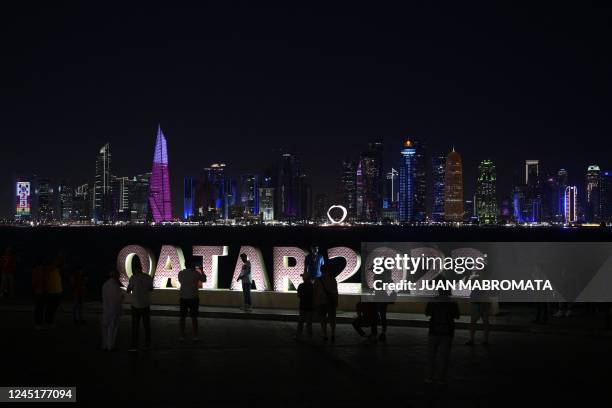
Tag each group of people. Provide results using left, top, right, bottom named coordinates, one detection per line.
left=294, top=246, right=339, bottom=342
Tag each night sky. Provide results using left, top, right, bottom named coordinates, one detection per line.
left=1, top=2, right=611, bottom=218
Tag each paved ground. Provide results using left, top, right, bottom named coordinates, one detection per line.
left=1, top=307, right=611, bottom=407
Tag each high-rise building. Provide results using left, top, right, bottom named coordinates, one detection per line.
left=556, top=169, right=568, bottom=222
left=564, top=186, right=578, bottom=223
left=130, top=173, right=150, bottom=222
left=431, top=155, right=446, bottom=222
left=275, top=153, right=301, bottom=220
left=314, top=193, right=329, bottom=223
left=399, top=140, right=416, bottom=222
left=383, top=168, right=398, bottom=209
left=241, top=174, right=259, bottom=217
left=94, top=143, right=112, bottom=222
left=444, top=148, right=464, bottom=222
left=341, top=159, right=357, bottom=220
left=72, top=183, right=91, bottom=222
left=586, top=165, right=601, bottom=223
left=600, top=171, right=612, bottom=223
left=524, top=160, right=541, bottom=222
left=184, top=176, right=195, bottom=220
left=35, top=178, right=55, bottom=223
left=58, top=180, right=74, bottom=222
left=475, top=159, right=497, bottom=224
left=355, top=152, right=380, bottom=222
left=412, top=140, right=427, bottom=222
left=259, top=187, right=274, bottom=221
left=15, top=179, right=32, bottom=221
left=148, top=125, right=173, bottom=222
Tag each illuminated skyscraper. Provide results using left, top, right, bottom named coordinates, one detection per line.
left=399, top=140, right=416, bottom=222
left=15, top=179, right=32, bottom=221
left=277, top=153, right=300, bottom=220
left=444, top=148, right=464, bottom=222
left=383, top=168, right=398, bottom=209
left=585, top=165, right=601, bottom=222
left=259, top=187, right=274, bottom=221
left=35, top=178, right=55, bottom=223
left=58, top=180, right=74, bottom=222
left=524, top=160, right=541, bottom=222
left=412, top=140, right=427, bottom=222
left=241, top=174, right=260, bottom=217
left=431, top=154, right=446, bottom=222
left=356, top=152, right=380, bottom=222
left=94, top=143, right=112, bottom=222
left=148, top=125, right=172, bottom=222
left=600, top=171, right=612, bottom=223
left=183, top=176, right=195, bottom=220
left=564, top=186, right=578, bottom=223
left=556, top=168, right=568, bottom=221
left=341, top=159, right=357, bottom=219
left=475, top=159, right=497, bottom=224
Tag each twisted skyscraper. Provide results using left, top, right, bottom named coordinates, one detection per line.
left=148, top=125, right=172, bottom=222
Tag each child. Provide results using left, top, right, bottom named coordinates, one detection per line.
left=295, top=273, right=314, bottom=340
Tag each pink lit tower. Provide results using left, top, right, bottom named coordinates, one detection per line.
left=148, top=125, right=173, bottom=222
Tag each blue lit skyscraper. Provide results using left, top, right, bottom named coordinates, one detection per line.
left=184, top=176, right=195, bottom=220
left=399, top=139, right=416, bottom=222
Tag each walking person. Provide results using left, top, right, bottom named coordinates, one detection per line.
left=70, top=267, right=87, bottom=325
left=295, top=273, right=314, bottom=340
left=1, top=247, right=16, bottom=299
left=178, top=260, right=206, bottom=342
left=127, top=260, right=154, bottom=351
left=236, top=253, right=252, bottom=311
left=32, top=257, right=48, bottom=329
left=425, top=288, right=460, bottom=385
left=304, top=245, right=325, bottom=280
left=101, top=270, right=124, bottom=351
left=314, top=270, right=338, bottom=342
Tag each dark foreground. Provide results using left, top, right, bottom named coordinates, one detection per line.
left=1, top=310, right=611, bottom=407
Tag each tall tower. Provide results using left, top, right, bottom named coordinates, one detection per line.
left=586, top=165, right=601, bottom=223
left=148, top=125, right=173, bottom=222
left=476, top=159, right=497, bottom=224
left=341, top=159, right=357, bottom=220
left=525, top=160, right=541, bottom=222
left=431, top=154, right=446, bottom=222
left=444, top=148, right=464, bottom=222
left=564, top=186, right=578, bottom=223
left=399, top=139, right=416, bottom=222
left=94, top=143, right=111, bottom=222
left=600, top=171, right=612, bottom=223
left=412, top=140, right=427, bottom=222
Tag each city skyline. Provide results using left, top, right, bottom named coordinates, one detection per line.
left=1, top=3, right=611, bottom=219
left=7, top=130, right=612, bottom=225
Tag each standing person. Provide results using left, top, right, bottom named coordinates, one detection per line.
left=32, top=257, right=48, bottom=329
left=178, top=260, right=206, bottom=341
left=70, top=267, right=87, bottom=325
left=466, top=270, right=490, bottom=346
left=1, top=247, right=16, bottom=299
left=295, top=273, right=314, bottom=340
left=45, top=257, right=64, bottom=327
left=101, top=270, right=124, bottom=351
left=236, top=253, right=252, bottom=311
left=314, top=270, right=338, bottom=342
left=304, top=245, right=325, bottom=280
left=127, top=260, right=154, bottom=351
left=425, top=288, right=460, bottom=385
